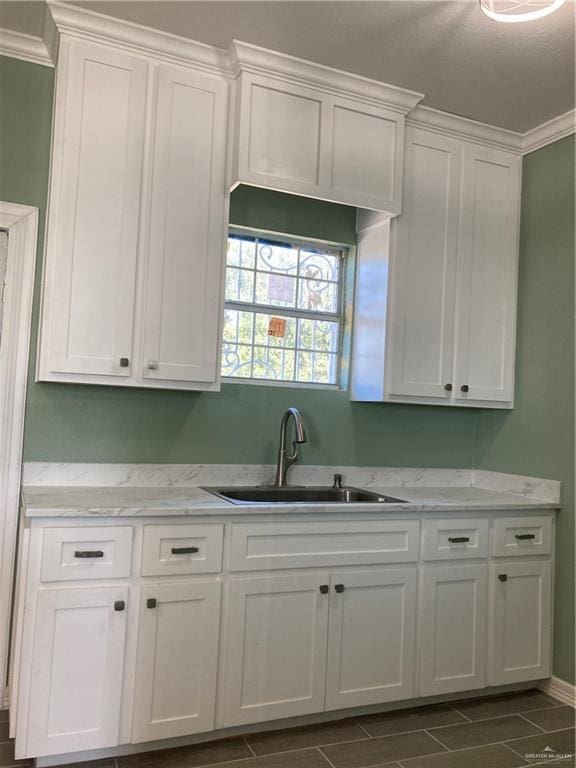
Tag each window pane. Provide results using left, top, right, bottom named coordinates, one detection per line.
left=297, top=278, right=338, bottom=313
left=299, top=249, right=340, bottom=283
left=223, top=309, right=254, bottom=345
left=221, top=343, right=253, bottom=378
left=296, top=351, right=314, bottom=382
left=255, top=271, right=297, bottom=308
left=298, top=319, right=339, bottom=352
left=257, top=241, right=298, bottom=274
left=254, top=313, right=297, bottom=348
left=227, top=237, right=241, bottom=267
left=223, top=233, right=344, bottom=386
left=252, top=346, right=296, bottom=381
left=228, top=236, right=256, bottom=269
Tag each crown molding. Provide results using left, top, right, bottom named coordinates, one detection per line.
left=46, top=0, right=231, bottom=76
left=407, top=104, right=524, bottom=153
left=228, top=39, right=424, bottom=114
left=521, top=109, right=575, bottom=155
left=0, top=28, right=52, bottom=68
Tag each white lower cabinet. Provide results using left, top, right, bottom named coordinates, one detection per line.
left=489, top=561, right=551, bottom=685
left=132, top=580, right=222, bottom=742
left=26, top=586, right=129, bottom=757
left=14, top=513, right=555, bottom=762
left=420, top=564, right=488, bottom=697
left=325, top=568, right=417, bottom=710
left=223, top=573, right=330, bottom=726
left=223, top=568, right=418, bottom=726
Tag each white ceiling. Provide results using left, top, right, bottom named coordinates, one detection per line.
left=1, top=0, right=574, bottom=132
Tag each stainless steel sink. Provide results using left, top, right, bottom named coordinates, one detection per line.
left=202, top=486, right=407, bottom=505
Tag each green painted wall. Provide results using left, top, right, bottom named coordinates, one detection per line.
left=476, top=136, right=575, bottom=685
left=2, top=56, right=574, bottom=680
left=229, top=185, right=357, bottom=245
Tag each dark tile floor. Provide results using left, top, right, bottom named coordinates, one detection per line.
left=0, top=690, right=573, bottom=768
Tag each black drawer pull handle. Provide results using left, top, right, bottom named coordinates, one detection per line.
left=448, top=537, right=470, bottom=543
left=334, top=584, right=345, bottom=593
left=171, top=546, right=199, bottom=555
left=74, top=550, right=104, bottom=559
left=147, top=598, right=157, bottom=609
left=114, top=601, right=125, bottom=611
left=319, top=584, right=329, bottom=594
left=498, top=574, right=508, bottom=582
left=515, top=533, right=536, bottom=540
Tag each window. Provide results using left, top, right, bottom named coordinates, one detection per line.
left=222, top=231, right=346, bottom=385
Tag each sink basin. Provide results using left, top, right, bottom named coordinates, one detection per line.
left=202, top=486, right=407, bottom=505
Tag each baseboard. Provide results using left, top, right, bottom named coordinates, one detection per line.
left=538, top=676, right=576, bottom=707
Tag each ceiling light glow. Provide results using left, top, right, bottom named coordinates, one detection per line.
left=480, top=0, right=566, bottom=22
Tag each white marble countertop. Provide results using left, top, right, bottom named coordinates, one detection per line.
left=21, top=484, right=560, bottom=518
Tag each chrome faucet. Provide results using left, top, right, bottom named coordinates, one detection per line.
left=274, top=408, right=307, bottom=486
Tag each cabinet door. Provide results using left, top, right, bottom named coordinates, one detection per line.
left=236, top=72, right=326, bottom=196
left=223, top=573, right=329, bottom=726
left=387, top=128, right=461, bottom=400
left=326, top=569, right=416, bottom=710
left=26, top=586, right=128, bottom=757
left=489, top=561, right=551, bottom=685
left=328, top=98, right=404, bottom=212
left=132, top=580, right=221, bottom=742
left=454, top=145, right=520, bottom=405
left=39, top=39, right=147, bottom=380
left=420, top=565, right=487, bottom=696
left=141, top=64, right=228, bottom=385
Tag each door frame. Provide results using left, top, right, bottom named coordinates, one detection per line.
left=0, top=202, right=38, bottom=707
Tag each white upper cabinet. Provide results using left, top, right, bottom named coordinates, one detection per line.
left=329, top=97, right=403, bottom=211
left=37, top=35, right=230, bottom=391
left=454, top=145, right=520, bottom=404
left=352, top=111, right=522, bottom=408
left=38, top=38, right=148, bottom=380
left=140, top=64, right=228, bottom=386
left=387, top=128, right=461, bottom=400
left=231, top=44, right=423, bottom=213
left=236, top=74, right=325, bottom=194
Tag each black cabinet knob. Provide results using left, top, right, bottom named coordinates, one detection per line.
left=319, top=584, right=329, bottom=594
left=114, top=600, right=126, bottom=611
left=448, top=537, right=470, bottom=543
left=515, top=533, right=536, bottom=540
left=120, top=357, right=130, bottom=368
left=334, top=584, right=345, bottom=593
left=460, top=385, right=469, bottom=393
left=444, top=383, right=453, bottom=392
left=147, top=598, right=157, bottom=609
left=498, top=574, right=508, bottom=582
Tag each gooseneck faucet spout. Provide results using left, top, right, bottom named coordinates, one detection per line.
left=274, top=408, right=307, bottom=486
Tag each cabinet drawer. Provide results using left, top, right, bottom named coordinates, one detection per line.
left=40, top=527, right=133, bottom=582
left=423, top=518, right=489, bottom=561
left=141, top=524, right=223, bottom=576
left=492, top=517, right=552, bottom=557
left=229, top=520, right=420, bottom=571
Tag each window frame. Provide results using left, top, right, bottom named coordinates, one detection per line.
left=221, top=226, right=350, bottom=389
